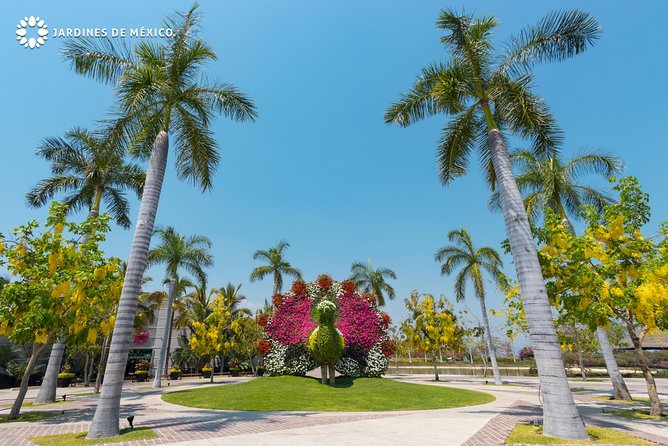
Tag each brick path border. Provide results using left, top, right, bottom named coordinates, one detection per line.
left=0, top=401, right=399, bottom=446
left=462, top=401, right=668, bottom=446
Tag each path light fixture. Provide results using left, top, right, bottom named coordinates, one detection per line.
left=62, top=395, right=67, bottom=401
left=127, top=415, right=135, bottom=429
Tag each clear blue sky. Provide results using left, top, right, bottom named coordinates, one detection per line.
left=2, top=1, right=667, bottom=350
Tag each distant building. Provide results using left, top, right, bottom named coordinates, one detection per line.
left=619, top=331, right=668, bottom=350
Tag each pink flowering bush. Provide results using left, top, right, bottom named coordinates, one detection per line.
left=263, top=276, right=390, bottom=377
left=266, top=294, right=316, bottom=345
left=337, top=294, right=383, bottom=350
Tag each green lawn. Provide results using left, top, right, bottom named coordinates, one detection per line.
left=0, top=411, right=61, bottom=423
left=505, top=424, right=654, bottom=445
left=608, top=408, right=667, bottom=420
left=162, top=376, right=495, bottom=411
left=30, top=427, right=156, bottom=446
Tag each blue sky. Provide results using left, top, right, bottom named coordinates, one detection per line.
left=2, top=1, right=667, bottom=350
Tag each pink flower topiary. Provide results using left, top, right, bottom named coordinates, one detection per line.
left=266, top=294, right=316, bottom=345
left=336, top=293, right=383, bottom=351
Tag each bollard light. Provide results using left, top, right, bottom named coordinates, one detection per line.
left=127, top=415, right=135, bottom=429
left=62, top=395, right=67, bottom=401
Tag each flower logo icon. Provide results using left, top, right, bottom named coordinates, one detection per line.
left=16, top=16, right=48, bottom=49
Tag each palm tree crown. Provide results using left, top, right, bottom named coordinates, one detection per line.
left=63, top=4, right=257, bottom=191
left=349, top=260, right=397, bottom=307
left=148, top=226, right=213, bottom=284
left=27, top=128, right=145, bottom=228
left=435, top=228, right=504, bottom=302
left=250, top=240, right=302, bottom=295
left=489, top=150, right=622, bottom=226
left=384, top=9, right=600, bottom=186
left=216, top=283, right=252, bottom=318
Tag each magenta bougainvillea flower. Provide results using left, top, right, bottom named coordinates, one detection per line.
left=336, top=294, right=383, bottom=350
left=266, top=294, right=316, bottom=345
left=132, top=330, right=150, bottom=346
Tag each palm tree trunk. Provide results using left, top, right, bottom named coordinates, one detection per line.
left=83, top=352, right=90, bottom=386
left=153, top=278, right=177, bottom=388
left=487, top=129, right=587, bottom=439
left=480, top=297, right=503, bottom=385
left=272, top=275, right=279, bottom=296
left=595, top=327, right=631, bottom=400
left=87, top=131, right=169, bottom=439
left=94, top=335, right=110, bottom=394
left=34, top=342, right=65, bottom=404
left=9, top=344, right=45, bottom=419
left=164, top=312, right=176, bottom=377
left=87, top=351, right=95, bottom=386
left=561, top=218, right=631, bottom=400
left=36, top=194, right=104, bottom=403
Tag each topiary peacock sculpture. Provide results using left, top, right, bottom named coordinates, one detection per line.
left=308, top=300, right=344, bottom=384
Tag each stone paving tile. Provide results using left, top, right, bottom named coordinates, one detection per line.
left=0, top=404, right=397, bottom=446
left=462, top=401, right=668, bottom=446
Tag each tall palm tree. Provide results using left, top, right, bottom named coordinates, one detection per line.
left=147, top=227, right=212, bottom=388
left=384, top=9, right=600, bottom=439
left=491, top=150, right=630, bottom=399
left=350, top=260, right=397, bottom=306
left=435, top=228, right=504, bottom=385
left=29, top=128, right=144, bottom=405
left=63, top=5, right=256, bottom=437
left=250, top=241, right=302, bottom=296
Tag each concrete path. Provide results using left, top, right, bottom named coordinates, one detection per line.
left=0, top=375, right=665, bottom=445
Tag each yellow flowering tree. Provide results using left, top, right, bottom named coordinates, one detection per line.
left=538, top=177, right=667, bottom=416
left=402, top=292, right=462, bottom=381
left=0, top=202, right=122, bottom=419
left=189, top=292, right=242, bottom=382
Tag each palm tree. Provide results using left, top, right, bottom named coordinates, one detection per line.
left=29, top=128, right=144, bottom=405
left=491, top=150, right=631, bottom=399
left=350, top=260, right=397, bottom=306
left=174, top=284, right=215, bottom=333
left=384, top=9, right=600, bottom=439
left=27, top=127, right=145, bottom=228
left=435, top=228, right=505, bottom=385
left=250, top=241, right=302, bottom=296
left=147, top=227, right=212, bottom=388
left=63, top=4, right=257, bottom=437
left=217, top=283, right=252, bottom=318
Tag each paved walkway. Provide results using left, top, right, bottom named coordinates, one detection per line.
left=0, top=375, right=666, bottom=445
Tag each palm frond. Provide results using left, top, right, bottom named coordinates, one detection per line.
left=436, top=104, right=481, bottom=185
left=566, top=150, right=623, bottom=179
left=491, top=74, right=562, bottom=157
left=500, top=10, right=601, bottom=76
left=61, top=37, right=135, bottom=84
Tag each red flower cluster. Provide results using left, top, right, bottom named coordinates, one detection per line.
left=291, top=279, right=307, bottom=296
left=380, top=312, right=391, bottom=329
left=381, top=339, right=397, bottom=357
left=255, top=340, right=272, bottom=356
left=316, top=274, right=333, bottom=291
left=256, top=313, right=269, bottom=327
left=132, top=330, right=150, bottom=346
left=272, top=294, right=284, bottom=307
left=340, top=279, right=356, bottom=296
left=363, top=293, right=376, bottom=305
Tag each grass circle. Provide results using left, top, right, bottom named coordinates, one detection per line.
left=162, top=376, right=495, bottom=412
